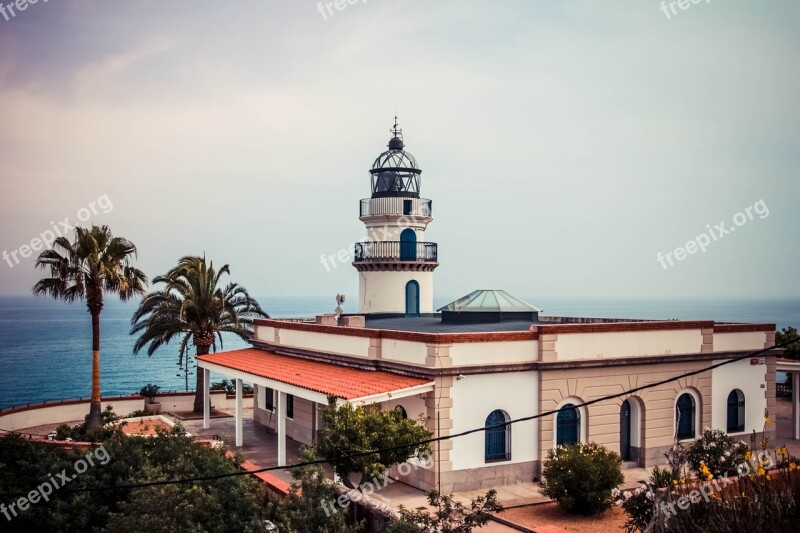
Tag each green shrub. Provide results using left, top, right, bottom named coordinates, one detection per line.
left=540, top=442, right=624, bottom=515
left=55, top=423, right=74, bottom=440
left=614, top=467, right=671, bottom=533
left=687, top=429, right=747, bottom=479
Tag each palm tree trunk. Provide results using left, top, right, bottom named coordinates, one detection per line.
left=87, top=307, right=103, bottom=429
left=193, top=345, right=210, bottom=413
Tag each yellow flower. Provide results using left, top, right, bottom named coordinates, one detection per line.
left=745, top=451, right=752, bottom=461
left=766, top=475, right=772, bottom=481
left=790, top=462, right=797, bottom=470
left=764, top=417, right=772, bottom=425
left=780, top=446, right=788, bottom=455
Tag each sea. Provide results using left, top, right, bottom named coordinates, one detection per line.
left=0, top=296, right=798, bottom=409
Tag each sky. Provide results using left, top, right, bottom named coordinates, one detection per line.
left=0, top=0, right=798, bottom=304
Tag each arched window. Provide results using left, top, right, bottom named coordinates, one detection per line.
left=556, top=404, right=580, bottom=445
left=485, top=410, right=511, bottom=462
left=676, top=393, right=696, bottom=440
left=727, top=389, right=745, bottom=433
left=394, top=405, right=408, bottom=419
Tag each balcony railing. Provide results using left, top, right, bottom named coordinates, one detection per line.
left=354, top=241, right=438, bottom=263
left=359, top=198, right=432, bottom=218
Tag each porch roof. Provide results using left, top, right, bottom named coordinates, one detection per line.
left=197, top=348, right=433, bottom=403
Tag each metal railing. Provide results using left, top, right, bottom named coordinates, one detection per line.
left=359, top=197, right=432, bottom=218
left=353, top=241, right=438, bottom=262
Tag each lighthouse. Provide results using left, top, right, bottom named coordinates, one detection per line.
left=353, top=119, right=438, bottom=315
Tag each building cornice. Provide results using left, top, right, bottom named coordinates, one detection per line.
left=249, top=339, right=782, bottom=379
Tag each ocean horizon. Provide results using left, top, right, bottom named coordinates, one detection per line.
left=0, top=295, right=797, bottom=410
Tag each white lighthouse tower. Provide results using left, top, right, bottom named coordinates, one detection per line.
left=353, top=119, right=438, bottom=315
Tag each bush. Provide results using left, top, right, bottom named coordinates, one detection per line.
left=614, top=467, right=672, bottom=533
left=55, top=423, right=74, bottom=440
left=391, top=489, right=502, bottom=532
left=687, top=429, right=747, bottom=479
left=540, top=442, right=624, bottom=515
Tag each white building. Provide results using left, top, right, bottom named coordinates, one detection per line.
left=198, top=122, right=780, bottom=493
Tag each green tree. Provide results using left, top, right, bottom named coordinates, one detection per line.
left=266, top=449, right=363, bottom=533
left=131, top=256, right=267, bottom=413
left=312, top=396, right=432, bottom=489
left=33, top=225, right=147, bottom=429
left=0, top=424, right=270, bottom=532
left=389, top=490, right=503, bottom=533
left=776, top=326, right=800, bottom=359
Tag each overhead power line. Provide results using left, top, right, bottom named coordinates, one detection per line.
left=0, top=340, right=792, bottom=499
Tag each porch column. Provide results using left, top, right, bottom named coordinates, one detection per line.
left=277, top=391, right=287, bottom=466
left=793, top=371, right=799, bottom=440
left=235, top=378, right=243, bottom=447
left=202, top=368, right=210, bottom=430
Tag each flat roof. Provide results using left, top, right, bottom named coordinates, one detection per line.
left=197, top=348, right=432, bottom=400
left=364, top=316, right=539, bottom=333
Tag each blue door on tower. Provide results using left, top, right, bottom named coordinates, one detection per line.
left=400, top=228, right=416, bottom=261
left=405, top=280, right=420, bottom=316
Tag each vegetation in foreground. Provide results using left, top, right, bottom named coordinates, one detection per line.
left=389, top=489, right=503, bottom=533
left=0, top=426, right=267, bottom=532
left=312, top=396, right=433, bottom=489
left=615, top=428, right=800, bottom=532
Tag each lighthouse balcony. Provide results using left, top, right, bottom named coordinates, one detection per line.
left=359, top=197, right=432, bottom=219
left=353, top=241, right=438, bottom=263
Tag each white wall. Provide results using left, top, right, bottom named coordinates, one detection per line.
left=555, top=329, right=703, bottom=360
left=449, top=371, right=538, bottom=470
left=711, top=357, right=767, bottom=436
left=449, top=341, right=537, bottom=366
left=255, top=325, right=275, bottom=343
left=383, top=395, right=427, bottom=421
left=358, top=270, right=434, bottom=314
left=714, top=332, right=766, bottom=352
left=382, top=339, right=428, bottom=365
left=278, top=328, right=372, bottom=358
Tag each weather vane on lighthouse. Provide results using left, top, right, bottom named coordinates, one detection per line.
left=391, top=115, right=402, bottom=138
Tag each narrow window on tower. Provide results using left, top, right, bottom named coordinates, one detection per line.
left=403, top=199, right=412, bottom=215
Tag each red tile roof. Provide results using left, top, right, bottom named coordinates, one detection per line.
left=197, top=348, right=432, bottom=400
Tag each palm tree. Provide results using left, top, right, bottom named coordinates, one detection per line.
left=130, top=256, right=268, bottom=413
left=32, top=225, right=148, bottom=429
